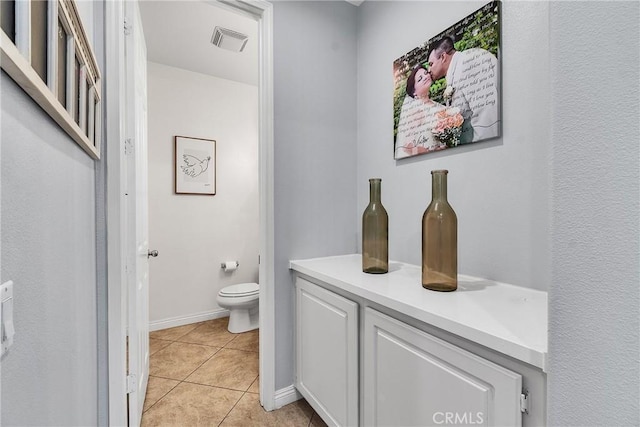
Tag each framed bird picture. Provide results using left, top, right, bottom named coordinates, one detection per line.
left=175, top=136, right=216, bottom=195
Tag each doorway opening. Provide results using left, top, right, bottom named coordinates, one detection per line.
left=105, top=1, right=275, bottom=424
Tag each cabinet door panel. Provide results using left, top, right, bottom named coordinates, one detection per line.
left=296, top=278, right=358, bottom=427
left=364, top=308, right=522, bottom=427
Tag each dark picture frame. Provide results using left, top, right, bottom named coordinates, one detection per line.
left=175, top=135, right=217, bottom=195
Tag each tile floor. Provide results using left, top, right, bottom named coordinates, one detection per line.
left=142, top=317, right=327, bottom=427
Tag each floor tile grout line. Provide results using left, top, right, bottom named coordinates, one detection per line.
left=181, top=346, right=259, bottom=393
left=174, top=339, right=237, bottom=348
left=163, top=341, right=226, bottom=351
left=217, top=390, right=247, bottom=426
left=149, top=341, right=224, bottom=363
left=145, top=323, right=211, bottom=419
left=248, top=375, right=260, bottom=394
left=220, top=347, right=259, bottom=354
left=149, top=327, right=198, bottom=342
left=144, top=320, right=258, bottom=424
left=180, top=346, right=224, bottom=383
left=149, top=321, right=208, bottom=342
left=142, top=378, right=253, bottom=419
left=149, top=335, right=174, bottom=353
left=150, top=338, right=166, bottom=348
left=151, top=374, right=254, bottom=394
left=144, top=373, right=187, bottom=382
left=181, top=376, right=257, bottom=394
left=148, top=345, right=222, bottom=383
left=142, top=377, right=181, bottom=415
left=148, top=340, right=256, bottom=387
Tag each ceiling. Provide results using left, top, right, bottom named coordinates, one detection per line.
left=139, top=1, right=258, bottom=86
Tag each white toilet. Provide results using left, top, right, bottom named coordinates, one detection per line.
left=217, top=282, right=259, bottom=333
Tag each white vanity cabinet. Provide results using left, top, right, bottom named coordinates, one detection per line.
left=364, top=307, right=522, bottom=427
left=295, top=277, right=359, bottom=427
left=291, top=255, right=548, bottom=427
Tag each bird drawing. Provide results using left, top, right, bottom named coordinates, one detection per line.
left=181, top=155, right=211, bottom=178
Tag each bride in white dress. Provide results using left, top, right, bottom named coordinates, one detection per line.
left=394, top=65, right=447, bottom=159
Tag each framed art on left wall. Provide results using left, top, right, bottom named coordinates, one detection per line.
left=175, top=136, right=216, bottom=195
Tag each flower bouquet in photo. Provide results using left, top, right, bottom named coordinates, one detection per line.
left=432, top=107, right=464, bottom=148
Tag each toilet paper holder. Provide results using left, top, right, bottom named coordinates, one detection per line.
left=221, top=261, right=240, bottom=270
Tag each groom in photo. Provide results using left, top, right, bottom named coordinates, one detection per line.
left=427, top=36, right=500, bottom=143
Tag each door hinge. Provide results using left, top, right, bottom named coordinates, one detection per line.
left=520, top=390, right=529, bottom=414
left=125, top=138, right=134, bottom=155
left=124, top=18, right=132, bottom=36
left=126, top=374, right=137, bottom=394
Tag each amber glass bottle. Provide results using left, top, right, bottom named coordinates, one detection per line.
left=422, top=170, right=457, bottom=291
left=362, top=178, right=388, bottom=274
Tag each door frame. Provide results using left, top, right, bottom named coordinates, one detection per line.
left=105, top=0, right=276, bottom=424
left=105, top=0, right=128, bottom=424
left=211, top=0, right=277, bottom=412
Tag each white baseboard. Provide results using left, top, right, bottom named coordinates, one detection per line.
left=274, top=384, right=302, bottom=409
left=149, top=309, right=230, bottom=332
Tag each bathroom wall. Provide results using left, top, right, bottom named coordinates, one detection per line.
left=356, top=1, right=550, bottom=291
left=548, top=2, right=640, bottom=425
left=272, top=1, right=358, bottom=390
left=147, top=61, right=259, bottom=326
left=0, top=1, right=102, bottom=424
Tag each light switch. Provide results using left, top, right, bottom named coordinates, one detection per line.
left=1, top=280, right=15, bottom=357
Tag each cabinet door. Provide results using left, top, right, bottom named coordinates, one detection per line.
left=364, top=308, right=522, bottom=427
left=296, top=278, right=358, bottom=427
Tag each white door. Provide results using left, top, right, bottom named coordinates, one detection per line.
left=124, top=1, right=149, bottom=425
left=0, top=107, right=2, bottom=418
left=364, top=308, right=522, bottom=427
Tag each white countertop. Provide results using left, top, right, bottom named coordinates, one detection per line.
left=290, top=254, right=548, bottom=372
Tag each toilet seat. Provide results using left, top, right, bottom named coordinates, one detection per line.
left=219, top=282, right=259, bottom=297
left=217, top=282, right=259, bottom=333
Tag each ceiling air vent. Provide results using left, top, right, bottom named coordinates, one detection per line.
left=211, top=26, right=248, bottom=53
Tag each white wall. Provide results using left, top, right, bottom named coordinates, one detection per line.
left=147, top=61, right=259, bottom=325
left=1, top=2, right=104, bottom=424
left=548, top=2, right=639, bottom=425
left=354, top=1, right=639, bottom=422
left=1, top=59, right=98, bottom=427
left=356, top=1, right=550, bottom=291
left=273, top=1, right=358, bottom=390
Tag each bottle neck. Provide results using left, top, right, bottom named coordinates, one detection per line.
left=431, top=172, right=448, bottom=201
left=369, top=179, right=381, bottom=203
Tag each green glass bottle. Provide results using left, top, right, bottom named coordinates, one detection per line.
left=362, top=178, right=388, bottom=274
left=422, top=170, right=457, bottom=291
